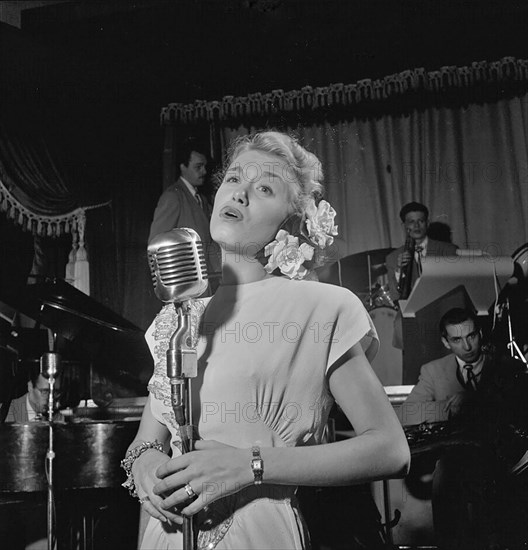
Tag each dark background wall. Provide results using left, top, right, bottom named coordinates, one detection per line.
left=6, top=0, right=528, bottom=200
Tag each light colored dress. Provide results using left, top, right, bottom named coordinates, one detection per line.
left=141, top=276, right=378, bottom=550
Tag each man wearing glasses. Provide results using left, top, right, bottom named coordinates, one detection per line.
left=4, top=367, right=62, bottom=422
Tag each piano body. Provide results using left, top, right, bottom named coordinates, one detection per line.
left=0, top=278, right=153, bottom=549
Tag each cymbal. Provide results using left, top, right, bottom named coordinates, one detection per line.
left=318, top=237, right=348, bottom=264
left=513, top=242, right=528, bottom=278
left=371, top=264, right=388, bottom=278
left=340, top=247, right=394, bottom=268
left=317, top=247, right=394, bottom=293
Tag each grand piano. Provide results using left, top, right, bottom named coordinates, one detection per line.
left=0, top=278, right=153, bottom=549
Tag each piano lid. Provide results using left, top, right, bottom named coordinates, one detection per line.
left=5, top=278, right=152, bottom=386
left=16, top=278, right=141, bottom=336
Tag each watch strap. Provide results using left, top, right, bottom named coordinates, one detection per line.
left=251, top=446, right=264, bottom=485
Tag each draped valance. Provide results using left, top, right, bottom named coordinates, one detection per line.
left=161, top=57, right=528, bottom=125
left=0, top=179, right=85, bottom=237
left=0, top=120, right=110, bottom=295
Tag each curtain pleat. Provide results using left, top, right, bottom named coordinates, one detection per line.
left=0, top=122, right=77, bottom=216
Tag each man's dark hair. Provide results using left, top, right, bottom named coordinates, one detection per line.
left=399, top=202, right=429, bottom=223
left=439, top=307, right=479, bottom=337
left=175, top=137, right=208, bottom=169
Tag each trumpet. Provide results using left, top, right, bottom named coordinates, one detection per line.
left=397, top=232, right=415, bottom=300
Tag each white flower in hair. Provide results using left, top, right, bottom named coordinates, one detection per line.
left=305, top=199, right=338, bottom=249
left=264, top=230, right=314, bottom=280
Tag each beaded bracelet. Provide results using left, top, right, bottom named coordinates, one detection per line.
left=120, top=440, right=164, bottom=498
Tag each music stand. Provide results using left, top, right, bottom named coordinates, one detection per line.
left=400, top=254, right=514, bottom=317
left=398, top=254, right=514, bottom=383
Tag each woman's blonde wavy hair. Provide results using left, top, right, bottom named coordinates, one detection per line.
left=221, top=131, right=324, bottom=216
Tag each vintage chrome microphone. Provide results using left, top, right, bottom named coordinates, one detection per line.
left=148, top=227, right=208, bottom=433
left=148, top=228, right=209, bottom=550
left=148, top=227, right=209, bottom=304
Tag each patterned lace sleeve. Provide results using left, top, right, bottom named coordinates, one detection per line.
left=146, top=300, right=208, bottom=455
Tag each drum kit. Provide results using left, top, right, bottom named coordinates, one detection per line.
left=318, top=246, right=403, bottom=386
left=322, top=244, right=528, bottom=548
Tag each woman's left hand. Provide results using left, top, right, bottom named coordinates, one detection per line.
left=152, top=439, right=251, bottom=516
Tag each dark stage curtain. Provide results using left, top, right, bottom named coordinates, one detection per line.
left=216, top=95, right=528, bottom=259
left=0, top=115, right=83, bottom=301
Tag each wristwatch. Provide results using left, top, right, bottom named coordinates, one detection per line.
left=251, top=446, right=264, bottom=485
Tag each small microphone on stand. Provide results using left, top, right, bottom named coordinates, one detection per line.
left=40, top=351, right=61, bottom=380
left=40, top=331, right=62, bottom=420
left=40, top=337, right=62, bottom=550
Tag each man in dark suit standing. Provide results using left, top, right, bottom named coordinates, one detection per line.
left=148, top=138, right=221, bottom=290
left=386, top=202, right=458, bottom=348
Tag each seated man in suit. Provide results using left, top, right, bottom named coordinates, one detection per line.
left=386, top=202, right=458, bottom=348
left=402, top=307, right=484, bottom=426
left=402, top=308, right=499, bottom=549
left=0, top=366, right=64, bottom=549
left=4, top=366, right=62, bottom=422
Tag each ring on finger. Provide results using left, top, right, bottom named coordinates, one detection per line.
left=139, top=496, right=150, bottom=505
left=184, top=483, right=196, bottom=499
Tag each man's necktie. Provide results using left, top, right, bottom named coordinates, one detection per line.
left=195, top=193, right=203, bottom=209
left=415, top=245, right=423, bottom=276
left=464, top=364, right=477, bottom=391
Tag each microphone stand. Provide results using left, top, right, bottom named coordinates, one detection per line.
left=504, top=298, right=528, bottom=366
left=167, top=300, right=197, bottom=550
left=40, top=337, right=61, bottom=550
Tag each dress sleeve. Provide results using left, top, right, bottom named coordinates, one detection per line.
left=325, top=290, right=379, bottom=374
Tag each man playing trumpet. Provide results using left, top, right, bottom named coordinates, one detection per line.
left=385, top=202, right=458, bottom=348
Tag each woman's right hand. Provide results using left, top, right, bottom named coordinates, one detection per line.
left=132, top=449, right=184, bottom=525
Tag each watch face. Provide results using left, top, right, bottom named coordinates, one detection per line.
left=252, top=459, right=263, bottom=471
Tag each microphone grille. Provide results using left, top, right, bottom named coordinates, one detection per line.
left=148, top=228, right=209, bottom=302
left=150, top=241, right=207, bottom=286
